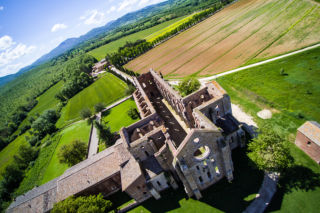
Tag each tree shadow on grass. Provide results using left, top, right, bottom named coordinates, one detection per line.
left=135, top=148, right=264, bottom=213
left=266, top=165, right=320, bottom=212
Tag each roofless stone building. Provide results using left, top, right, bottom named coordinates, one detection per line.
left=7, top=70, right=247, bottom=212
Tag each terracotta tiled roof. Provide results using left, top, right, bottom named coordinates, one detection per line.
left=121, top=157, right=142, bottom=191
left=7, top=177, right=58, bottom=211
left=56, top=147, right=120, bottom=201
left=298, top=121, right=320, bottom=146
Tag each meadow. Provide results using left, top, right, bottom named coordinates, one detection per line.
left=101, top=98, right=139, bottom=133
left=88, top=16, right=188, bottom=61
left=14, top=120, right=91, bottom=195
left=0, top=132, right=29, bottom=177
left=56, top=73, right=128, bottom=128
left=125, top=0, right=320, bottom=78
left=216, top=46, right=320, bottom=212
left=41, top=120, right=91, bottom=183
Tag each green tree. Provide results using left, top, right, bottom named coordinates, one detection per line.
left=58, top=140, right=87, bottom=166
left=80, top=108, right=92, bottom=120
left=32, top=109, right=59, bottom=137
left=125, top=84, right=136, bottom=95
left=94, top=121, right=114, bottom=146
left=51, top=194, right=112, bottom=213
left=177, top=77, right=201, bottom=96
left=14, top=144, right=38, bottom=170
left=127, top=107, right=139, bottom=119
left=94, top=103, right=105, bottom=113
left=247, top=126, right=294, bottom=173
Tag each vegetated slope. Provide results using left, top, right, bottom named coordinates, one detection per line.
left=125, top=0, right=320, bottom=78
left=88, top=16, right=188, bottom=61
left=102, top=98, right=139, bottom=132
left=56, top=73, right=128, bottom=128
left=217, top=46, right=320, bottom=212
left=41, top=120, right=91, bottom=184
left=0, top=132, right=29, bottom=177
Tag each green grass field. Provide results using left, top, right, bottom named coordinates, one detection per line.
left=145, top=13, right=196, bottom=42
left=12, top=81, right=63, bottom=136
left=87, top=16, right=187, bottom=61
left=0, top=132, right=29, bottom=177
left=41, top=120, right=91, bottom=184
left=101, top=98, right=139, bottom=133
left=216, top=46, right=320, bottom=212
left=57, top=73, right=128, bottom=128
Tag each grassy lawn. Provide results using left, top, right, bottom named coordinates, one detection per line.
left=216, top=46, right=320, bottom=212
left=57, top=73, right=128, bottom=128
left=101, top=98, right=139, bottom=133
left=41, top=120, right=91, bottom=184
left=0, top=132, right=29, bottom=178
left=14, top=134, right=61, bottom=196
left=87, top=16, right=187, bottom=61
left=130, top=149, right=263, bottom=213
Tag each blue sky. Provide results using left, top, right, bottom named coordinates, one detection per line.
left=0, top=0, right=164, bottom=77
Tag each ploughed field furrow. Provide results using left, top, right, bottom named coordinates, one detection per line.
left=125, top=0, right=320, bottom=77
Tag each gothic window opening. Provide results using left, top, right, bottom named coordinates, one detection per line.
left=199, top=176, right=203, bottom=183
left=207, top=171, right=212, bottom=179
left=157, top=181, right=161, bottom=186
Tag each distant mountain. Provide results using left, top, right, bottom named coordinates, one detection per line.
left=0, top=1, right=170, bottom=87
left=0, top=0, right=215, bottom=87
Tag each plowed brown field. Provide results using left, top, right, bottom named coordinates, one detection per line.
left=125, top=0, right=320, bottom=78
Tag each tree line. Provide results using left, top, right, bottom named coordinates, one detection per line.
left=105, top=1, right=228, bottom=70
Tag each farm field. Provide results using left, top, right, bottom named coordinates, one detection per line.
left=216, top=46, right=320, bottom=212
left=56, top=73, right=128, bottom=128
left=101, top=98, right=139, bottom=133
left=41, top=120, right=91, bottom=184
left=87, top=16, right=188, bottom=61
left=125, top=0, right=320, bottom=78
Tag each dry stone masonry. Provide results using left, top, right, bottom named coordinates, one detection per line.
left=7, top=69, right=247, bottom=212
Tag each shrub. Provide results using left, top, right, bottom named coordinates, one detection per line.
left=127, top=107, right=139, bottom=119
left=177, top=77, right=201, bottom=96
left=51, top=194, right=112, bottom=213
left=94, top=103, right=105, bottom=113
left=58, top=140, right=87, bottom=166
left=80, top=108, right=92, bottom=120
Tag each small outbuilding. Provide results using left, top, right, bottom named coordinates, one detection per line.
left=295, top=121, right=320, bottom=164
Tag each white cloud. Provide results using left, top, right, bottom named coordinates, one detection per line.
left=0, top=35, right=15, bottom=51
left=0, top=6, right=4, bottom=11
left=0, top=43, right=36, bottom=67
left=80, top=9, right=105, bottom=25
left=118, top=0, right=138, bottom=12
left=51, top=23, right=68, bottom=32
left=0, top=63, right=24, bottom=76
left=106, top=6, right=116, bottom=14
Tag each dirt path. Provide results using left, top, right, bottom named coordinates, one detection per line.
left=168, top=42, right=320, bottom=85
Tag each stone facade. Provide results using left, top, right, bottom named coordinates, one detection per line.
left=295, top=121, right=320, bottom=163
left=7, top=69, right=246, bottom=212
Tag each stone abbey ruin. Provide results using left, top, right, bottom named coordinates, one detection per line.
left=8, top=70, right=247, bottom=212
